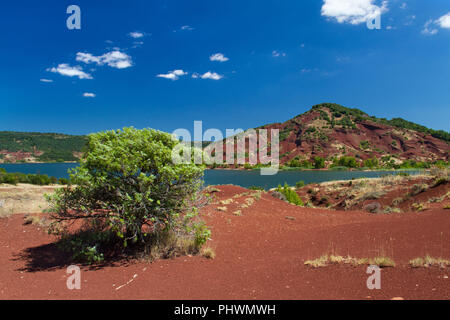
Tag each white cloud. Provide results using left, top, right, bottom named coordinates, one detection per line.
left=174, top=25, right=195, bottom=33
left=156, top=69, right=188, bottom=80
left=181, top=25, right=194, bottom=31
left=129, top=31, right=144, bottom=38
left=399, top=3, right=407, bottom=10
left=47, top=64, right=92, bottom=79
left=132, top=41, right=144, bottom=48
left=272, top=50, right=286, bottom=57
left=83, top=92, right=96, bottom=98
left=199, top=71, right=223, bottom=80
left=321, top=0, right=388, bottom=25
left=422, top=13, right=450, bottom=35
left=210, top=53, right=229, bottom=62
left=76, top=51, right=133, bottom=69
left=437, top=12, right=450, bottom=29
left=422, top=19, right=438, bottom=35
left=40, top=79, right=53, bottom=83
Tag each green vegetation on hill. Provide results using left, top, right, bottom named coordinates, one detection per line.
left=311, top=103, right=450, bottom=142
left=0, top=167, right=68, bottom=185
left=0, top=131, right=87, bottom=162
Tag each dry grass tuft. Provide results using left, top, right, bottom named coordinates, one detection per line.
left=219, top=198, right=234, bottom=205
left=305, top=254, right=395, bottom=268
left=233, top=210, right=242, bottom=216
left=201, top=247, right=216, bottom=259
left=23, top=214, right=49, bottom=227
left=409, top=256, right=449, bottom=268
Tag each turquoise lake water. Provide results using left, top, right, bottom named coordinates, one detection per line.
left=0, top=163, right=421, bottom=189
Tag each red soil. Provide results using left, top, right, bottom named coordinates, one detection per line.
left=0, top=185, right=449, bottom=300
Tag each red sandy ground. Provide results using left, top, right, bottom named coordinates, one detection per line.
left=0, top=185, right=449, bottom=300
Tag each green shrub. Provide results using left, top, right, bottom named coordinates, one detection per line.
left=396, top=172, right=410, bottom=177
left=295, top=180, right=305, bottom=189
left=276, top=183, right=304, bottom=206
left=313, top=156, right=325, bottom=169
left=58, top=178, right=70, bottom=185
left=249, top=186, right=265, bottom=191
left=243, top=163, right=252, bottom=170
left=363, top=157, right=379, bottom=169
left=47, top=127, right=208, bottom=263
left=359, top=140, right=370, bottom=150
left=333, top=156, right=358, bottom=168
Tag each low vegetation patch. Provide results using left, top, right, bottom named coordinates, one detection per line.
left=304, top=254, right=395, bottom=268
left=275, top=183, right=304, bottom=206
left=201, top=247, right=216, bottom=259
left=0, top=168, right=68, bottom=186
left=409, top=256, right=450, bottom=268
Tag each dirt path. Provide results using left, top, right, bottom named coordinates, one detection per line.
left=0, top=185, right=448, bottom=299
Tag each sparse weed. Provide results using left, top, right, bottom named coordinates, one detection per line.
left=305, top=254, right=395, bottom=268
left=201, top=247, right=216, bottom=259
left=409, top=256, right=449, bottom=268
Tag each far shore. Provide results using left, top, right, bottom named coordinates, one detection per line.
left=0, top=161, right=427, bottom=173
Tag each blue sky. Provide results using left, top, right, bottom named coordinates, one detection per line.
left=1, top=0, right=449, bottom=135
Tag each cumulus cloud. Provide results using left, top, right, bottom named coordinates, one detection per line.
left=83, top=92, right=96, bottom=98
left=321, top=0, right=388, bottom=25
left=156, top=69, right=188, bottom=80
left=47, top=64, right=92, bottom=79
left=199, top=72, right=223, bottom=80
left=40, top=79, right=53, bottom=83
left=76, top=51, right=133, bottom=69
left=128, top=31, right=145, bottom=38
left=422, top=13, right=450, bottom=35
left=210, top=53, right=229, bottom=62
left=437, top=12, right=450, bottom=29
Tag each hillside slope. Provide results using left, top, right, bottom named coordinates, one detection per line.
left=0, top=132, right=86, bottom=163
left=263, top=103, right=449, bottom=166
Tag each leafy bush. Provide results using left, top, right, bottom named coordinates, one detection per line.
left=396, top=172, right=410, bottom=177
left=276, top=183, right=304, bottom=206
left=333, top=156, right=358, bottom=168
left=295, top=180, right=305, bottom=189
left=363, top=157, right=379, bottom=169
left=58, top=178, right=70, bottom=185
left=397, top=160, right=430, bottom=169
left=243, top=163, right=253, bottom=170
left=0, top=169, right=57, bottom=185
left=313, top=156, right=325, bottom=169
left=359, top=140, right=370, bottom=150
left=288, top=158, right=312, bottom=169
left=249, top=186, right=265, bottom=191
left=47, top=127, right=208, bottom=263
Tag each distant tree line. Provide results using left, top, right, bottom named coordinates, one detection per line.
left=0, top=168, right=69, bottom=185
left=0, top=131, right=87, bottom=162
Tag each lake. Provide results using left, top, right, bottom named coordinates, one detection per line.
left=0, top=163, right=421, bottom=189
